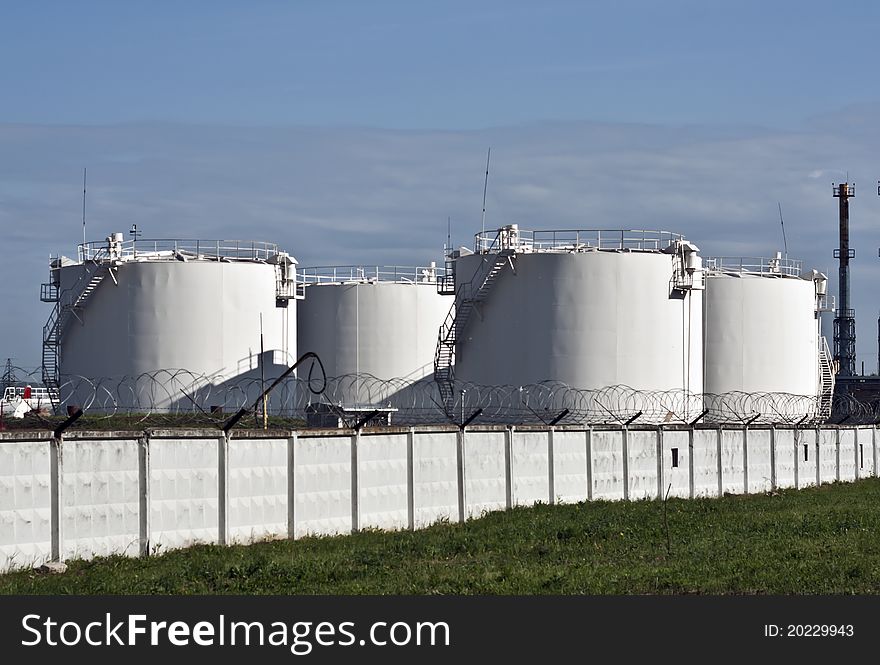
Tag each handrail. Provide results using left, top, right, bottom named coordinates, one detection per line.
left=299, top=264, right=446, bottom=285
left=453, top=231, right=505, bottom=305
left=77, top=239, right=281, bottom=262
left=473, top=228, right=685, bottom=254
left=704, top=256, right=803, bottom=278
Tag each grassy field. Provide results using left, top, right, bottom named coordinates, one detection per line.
left=3, top=479, right=880, bottom=594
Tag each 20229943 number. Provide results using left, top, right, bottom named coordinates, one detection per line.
left=787, top=625, right=854, bottom=637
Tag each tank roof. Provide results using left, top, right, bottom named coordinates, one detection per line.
left=474, top=226, right=686, bottom=254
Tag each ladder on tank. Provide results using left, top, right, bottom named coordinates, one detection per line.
left=41, top=262, right=114, bottom=412
left=434, top=248, right=515, bottom=415
left=817, top=336, right=834, bottom=420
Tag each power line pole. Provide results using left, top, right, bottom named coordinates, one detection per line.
left=1, top=358, right=15, bottom=391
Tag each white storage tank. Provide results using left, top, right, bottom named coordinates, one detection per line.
left=297, top=265, right=450, bottom=407
left=703, top=256, right=832, bottom=422
left=42, top=233, right=299, bottom=410
left=443, top=226, right=704, bottom=422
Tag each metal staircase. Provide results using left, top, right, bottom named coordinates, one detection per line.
left=434, top=248, right=515, bottom=413
left=817, top=336, right=834, bottom=420
left=41, top=261, right=113, bottom=411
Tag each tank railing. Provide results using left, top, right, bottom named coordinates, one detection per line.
left=40, top=282, right=59, bottom=303
left=474, top=228, right=685, bottom=254
left=704, top=256, right=803, bottom=278
left=77, top=239, right=281, bottom=262
left=817, top=294, right=836, bottom=312
left=75, top=244, right=109, bottom=264
left=298, top=265, right=446, bottom=285
left=455, top=230, right=507, bottom=303
left=2, top=385, right=56, bottom=404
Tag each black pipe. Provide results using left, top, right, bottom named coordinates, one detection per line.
left=625, top=411, right=643, bottom=426
left=53, top=408, right=83, bottom=439
left=354, top=410, right=380, bottom=431
left=689, top=408, right=710, bottom=427
left=549, top=409, right=570, bottom=426
left=460, top=408, right=483, bottom=430
left=224, top=351, right=325, bottom=433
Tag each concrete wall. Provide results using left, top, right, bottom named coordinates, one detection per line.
left=0, top=424, right=877, bottom=573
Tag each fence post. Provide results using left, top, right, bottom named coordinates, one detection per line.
left=218, top=433, right=229, bottom=546
left=138, top=432, right=151, bottom=557
left=505, top=426, right=514, bottom=509
left=874, top=426, right=878, bottom=478
left=547, top=427, right=555, bottom=505
left=406, top=428, right=415, bottom=531
left=622, top=427, right=630, bottom=501
left=716, top=427, right=723, bottom=497
left=456, top=428, right=467, bottom=522
left=742, top=427, right=749, bottom=494
left=793, top=427, right=799, bottom=490
left=49, top=435, right=63, bottom=563
left=835, top=427, right=841, bottom=482
left=585, top=427, right=593, bottom=501
left=656, top=427, right=664, bottom=499
left=815, top=427, right=821, bottom=487
left=769, top=427, right=776, bottom=491
left=854, top=428, right=860, bottom=480
left=287, top=432, right=296, bottom=540
left=351, top=431, right=360, bottom=534
left=688, top=427, right=695, bottom=499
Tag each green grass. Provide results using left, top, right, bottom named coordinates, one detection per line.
left=4, top=479, right=880, bottom=594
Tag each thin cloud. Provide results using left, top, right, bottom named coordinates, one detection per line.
left=2, top=112, right=879, bottom=368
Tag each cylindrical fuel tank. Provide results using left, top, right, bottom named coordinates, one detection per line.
left=450, top=228, right=704, bottom=422
left=297, top=265, right=450, bottom=405
left=52, top=236, right=296, bottom=410
left=703, top=257, right=824, bottom=422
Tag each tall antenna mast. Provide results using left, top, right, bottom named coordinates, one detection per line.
left=260, top=313, right=267, bottom=430
left=481, top=147, right=491, bottom=235
left=82, top=167, right=87, bottom=246
left=446, top=216, right=451, bottom=257
left=777, top=202, right=788, bottom=259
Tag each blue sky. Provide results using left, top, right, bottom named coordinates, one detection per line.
left=4, top=1, right=879, bottom=129
left=2, top=1, right=880, bottom=372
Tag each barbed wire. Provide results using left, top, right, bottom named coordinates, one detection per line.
left=1, top=365, right=869, bottom=428
left=828, top=393, right=880, bottom=425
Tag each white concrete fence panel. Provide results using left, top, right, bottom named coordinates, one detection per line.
left=0, top=440, right=52, bottom=573
left=228, top=437, right=288, bottom=545
left=61, top=438, right=140, bottom=561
